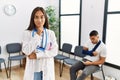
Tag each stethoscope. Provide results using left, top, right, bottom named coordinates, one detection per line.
left=32, top=28, right=47, bottom=51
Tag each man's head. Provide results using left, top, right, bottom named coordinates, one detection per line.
left=89, top=30, right=99, bottom=44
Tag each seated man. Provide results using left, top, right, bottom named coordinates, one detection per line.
left=70, top=30, right=107, bottom=80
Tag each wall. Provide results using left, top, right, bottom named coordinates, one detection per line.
left=0, top=0, right=59, bottom=68
left=81, top=0, right=105, bottom=45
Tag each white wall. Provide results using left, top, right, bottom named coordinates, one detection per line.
left=81, top=0, right=105, bottom=45
left=0, top=0, right=59, bottom=68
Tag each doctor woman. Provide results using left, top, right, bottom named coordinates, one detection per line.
left=22, top=7, right=58, bottom=80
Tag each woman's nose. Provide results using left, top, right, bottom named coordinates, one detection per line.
left=39, top=18, right=42, bottom=22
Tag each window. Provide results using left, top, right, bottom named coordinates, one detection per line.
left=106, top=14, right=120, bottom=66
left=61, top=0, right=80, bottom=14
left=108, top=0, right=120, bottom=12
left=59, top=0, right=81, bottom=52
left=104, top=0, right=120, bottom=68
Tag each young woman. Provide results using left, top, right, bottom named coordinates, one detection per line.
left=22, top=7, right=58, bottom=80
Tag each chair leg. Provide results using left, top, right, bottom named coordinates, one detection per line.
left=60, top=61, right=64, bottom=77
left=101, top=67, right=105, bottom=80
left=9, top=61, right=12, bottom=78
left=4, top=62, right=8, bottom=78
left=91, top=74, right=94, bottom=80
left=7, top=60, right=10, bottom=78
left=59, top=60, right=61, bottom=77
left=0, top=64, right=2, bottom=72
left=20, top=60, right=22, bottom=67
left=7, top=60, right=9, bottom=70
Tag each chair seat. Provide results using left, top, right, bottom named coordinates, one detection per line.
left=64, top=59, right=79, bottom=65
left=0, top=58, right=5, bottom=63
left=54, top=54, right=69, bottom=60
left=8, top=55, right=25, bottom=60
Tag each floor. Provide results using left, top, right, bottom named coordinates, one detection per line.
left=0, top=61, right=100, bottom=80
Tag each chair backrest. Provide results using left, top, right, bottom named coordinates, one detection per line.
left=6, top=43, right=21, bottom=53
left=0, top=46, right=1, bottom=54
left=74, top=46, right=86, bottom=57
left=61, top=43, right=72, bottom=53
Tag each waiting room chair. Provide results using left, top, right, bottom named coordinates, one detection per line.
left=6, top=43, right=26, bottom=78
left=91, top=64, right=105, bottom=80
left=64, top=46, right=85, bottom=65
left=54, top=43, right=72, bottom=77
left=0, top=46, right=8, bottom=78
left=61, top=46, right=86, bottom=76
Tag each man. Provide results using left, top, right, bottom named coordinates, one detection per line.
left=70, top=30, right=107, bottom=80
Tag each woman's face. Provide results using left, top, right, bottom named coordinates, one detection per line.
left=34, top=10, right=45, bottom=28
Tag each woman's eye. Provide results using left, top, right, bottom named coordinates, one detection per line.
left=35, top=16, right=39, bottom=19
left=41, top=15, right=45, bottom=19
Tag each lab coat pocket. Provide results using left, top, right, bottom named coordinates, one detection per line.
left=34, top=71, right=43, bottom=80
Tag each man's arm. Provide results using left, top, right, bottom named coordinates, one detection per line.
left=83, top=56, right=106, bottom=65
left=82, top=46, right=98, bottom=56
left=83, top=46, right=88, bottom=50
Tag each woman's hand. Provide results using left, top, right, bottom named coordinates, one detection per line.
left=28, top=51, right=37, bottom=59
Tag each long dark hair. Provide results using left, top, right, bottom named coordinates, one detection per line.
left=27, top=7, right=49, bottom=30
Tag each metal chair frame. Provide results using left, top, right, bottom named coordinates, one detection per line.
left=6, top=43, right=25, bottom=78
left=0, top=46, right=8, bottom=78
left=61, top=46, right=85, bottom=77
left=54, top=43, right=72, bottom=77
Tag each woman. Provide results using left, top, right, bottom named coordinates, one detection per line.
left=22, top=7, right=58, bottom=80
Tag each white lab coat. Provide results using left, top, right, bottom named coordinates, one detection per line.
left=22, top=29, right=58, bottom=80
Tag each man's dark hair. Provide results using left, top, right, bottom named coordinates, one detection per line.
left=89, top=30, right=98, bottom=36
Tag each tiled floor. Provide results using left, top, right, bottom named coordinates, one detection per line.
left=0, top=61, right=100, bottom=80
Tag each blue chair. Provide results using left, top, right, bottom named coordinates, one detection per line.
left=61, top=46, right=85, bottom=76
left=63, top=46, right=85, bottom=65
left=0, top=46, right=8, bottom=78
left=54, top=43, right=72, bottom=77
left=6, top=43, right=26, bottom=78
